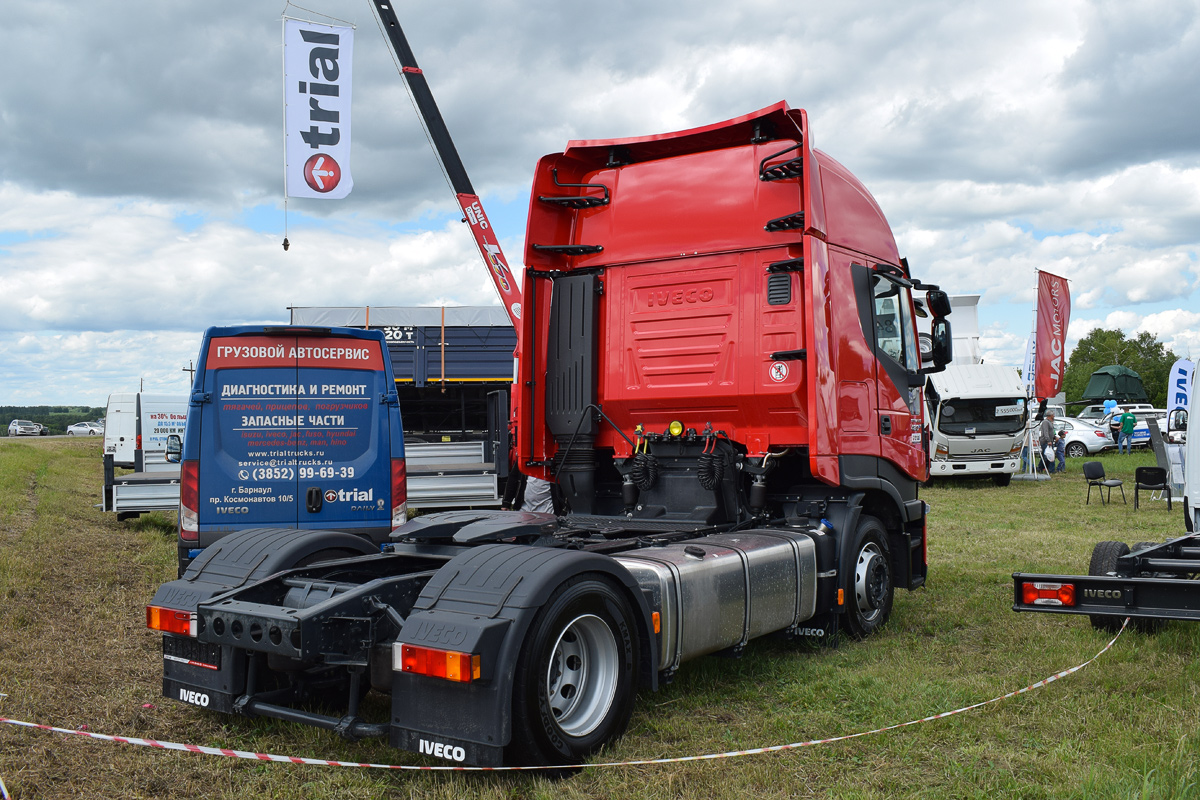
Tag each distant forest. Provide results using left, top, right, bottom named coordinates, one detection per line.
left=2, top=406, right=105, bottom=435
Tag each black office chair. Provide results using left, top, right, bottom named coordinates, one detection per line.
left=1134, top=466, right=1171, bottom=511
left=1084, top=461, right=1125, bottom=505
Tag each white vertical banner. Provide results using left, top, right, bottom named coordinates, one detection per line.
left=284, top=19, right=354, bottom=199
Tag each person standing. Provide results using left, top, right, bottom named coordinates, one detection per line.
left=1038, top=411, right=1056, bottom=469
left=1054, top=429, right=1067, bottom=473
left=1118, top=407, right=1137, bottom=454
left=1108, top=407, right=1123, bottom=444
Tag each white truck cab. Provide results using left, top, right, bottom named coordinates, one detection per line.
left=926, top=364, right=1027, bottom=486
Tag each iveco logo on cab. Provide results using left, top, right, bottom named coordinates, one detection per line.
left=418, top=739, right=466, bottom=761
left=179, top=689, right=210, bottom=707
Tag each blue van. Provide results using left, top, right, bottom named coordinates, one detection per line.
left=172, top=325, right=406, bottom=572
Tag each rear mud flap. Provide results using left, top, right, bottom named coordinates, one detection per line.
left=162, top=635, right=245, bottom=714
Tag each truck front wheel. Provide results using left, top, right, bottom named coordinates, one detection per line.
left=508, top=575, right=639, bottom=766
left=844, top=515, right=894, bottom=639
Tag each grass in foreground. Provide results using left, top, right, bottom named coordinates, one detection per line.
left=0, top=440, right=1196, bottom=798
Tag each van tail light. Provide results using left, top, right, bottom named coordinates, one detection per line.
left=1021, top=581, right=1076, bottom=606
left=396, top=643, right=480, bottom=682
left=136, top=433, right=143, bottom=451
left=147, top=606, right=197, bottom=637
left=180, top=460, right=199, bottom=542
left=391, top=458, right=408, bottom=529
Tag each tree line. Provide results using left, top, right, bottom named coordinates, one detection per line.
left=1062, top=329, right=1181, bottom=409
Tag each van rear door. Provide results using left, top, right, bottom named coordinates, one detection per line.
left=197, top=332, right=392, bottom=534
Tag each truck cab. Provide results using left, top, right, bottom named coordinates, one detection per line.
left=925, top=365, right=1027, bottom=485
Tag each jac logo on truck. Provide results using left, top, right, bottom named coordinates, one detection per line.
left=644, top=287, right=715, bottom=307
left=1084, top=588, right=1123, bottom=600
left=178, top=689, right=210, bottom=707
left=418, top=739, right=466, bottom=762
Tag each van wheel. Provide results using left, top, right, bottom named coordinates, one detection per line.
left=1087, top=541, right=1129, bottom=633
left=507, top=575, right=639, bottom=766
left=844, top=515, right=894, bottom=639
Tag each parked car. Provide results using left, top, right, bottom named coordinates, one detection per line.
left=1099, top=408, right=1165, bottom=448
left=1053, top=417, right=1117, bottom=458
left=1077, top=402, right=1153, bottom=423
left=67, top=421, right=104, bottom=436
left=7, top=419, right=46, bottom=437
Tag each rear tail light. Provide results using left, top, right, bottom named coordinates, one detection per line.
left=396, top=643, right=480, bottom=682
left=180, top=460, right=199, bottom=542
left=147, top=606, right=197, bottom=637
left=1095, top=431, right=1107, bottom=438
left=391, top=457, right=408, bottom=529
left=136, top=433, right=143, bottom=451
left=1021, top=581, right=1076, bottom=606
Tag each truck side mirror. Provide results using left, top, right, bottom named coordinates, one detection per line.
left=165, top=434, right=182, bottom=464
left=926, top=289, right=952, bottom=319
left=920, top=318, right=953, bottom=374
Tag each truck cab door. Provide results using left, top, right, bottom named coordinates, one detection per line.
left=863, top=269, right=926, bottom=478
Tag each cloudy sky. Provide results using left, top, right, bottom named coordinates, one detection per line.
left=2, top=0, right=1198, bottom=406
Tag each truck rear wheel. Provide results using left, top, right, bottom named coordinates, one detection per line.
left=507, top=575, right=639, bottom=766
left=844, top=515, right=894, bottom=639
left=1087, top=541, right=1129, bottom=633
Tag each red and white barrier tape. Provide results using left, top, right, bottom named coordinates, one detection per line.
left=0, top=621, right=1128, bottom=773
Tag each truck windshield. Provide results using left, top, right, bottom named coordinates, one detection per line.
left=938, top=398, right=1027, bottom=436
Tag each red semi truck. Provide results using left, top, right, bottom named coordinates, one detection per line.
left=146, top=4, right=952, bottom=770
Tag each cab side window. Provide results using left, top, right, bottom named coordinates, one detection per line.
left=872, top=277, right=919, bottom=372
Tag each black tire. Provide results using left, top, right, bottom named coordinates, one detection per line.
left=507, top=575, right=639, bottom=766
left=843, top=515, right=894, bottom=640
left=992, top=473, right=1012, bottom=487
left=1066, top=442, right=1087, bottom=459
left=1087, top=541, right=1129, bottom=633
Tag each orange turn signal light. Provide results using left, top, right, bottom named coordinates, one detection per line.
left=399, top=644, right=480, bottom=683
left=1021, top=582, right=1076, bottom=607
left=146, top=606, right=197, bottom=637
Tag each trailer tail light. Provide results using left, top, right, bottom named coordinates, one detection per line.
left=179, top=460, right=199, bottom=542
left=146, top=606, right=197, bottom=637
left=396, top=644, right=480, bottom=682
left=391, top=458, right=408, bottom=529
left=1021, top=581, right=1076, bottom=606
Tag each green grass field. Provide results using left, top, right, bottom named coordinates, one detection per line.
left=0, top=438, right=1197, bottom=799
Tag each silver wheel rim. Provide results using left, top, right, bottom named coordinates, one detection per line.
left=545, top=613, right=619, bottom=737
left=854, top=542, right=888, bottom=622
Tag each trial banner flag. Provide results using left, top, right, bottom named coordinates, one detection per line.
left=284, top=19, right=354, bottom=199
left=1034, top=270, right=1070, bottom=400
left=1167, top=359, right=1194, bottom=413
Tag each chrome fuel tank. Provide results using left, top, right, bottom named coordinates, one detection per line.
left=615, top=529, right=817, bottom=672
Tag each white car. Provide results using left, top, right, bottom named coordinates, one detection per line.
left=1053, top=418, right=1117, bottom=458
left=67, top=421, right=104, bottom=436
left=7, top=419, right=46, bottom=436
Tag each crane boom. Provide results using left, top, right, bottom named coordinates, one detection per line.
left=371, top=0, right=523, bottom=325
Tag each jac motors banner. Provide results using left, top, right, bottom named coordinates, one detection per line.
left=1034, top=270, right=1070, bottom=400
left=284, top=19, right=354, bottom=199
